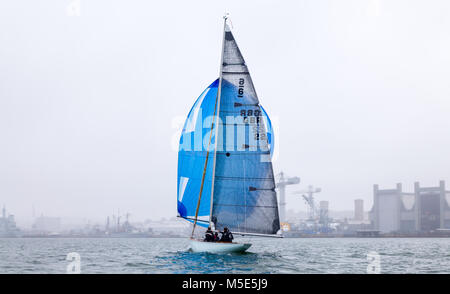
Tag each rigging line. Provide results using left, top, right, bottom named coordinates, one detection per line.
left=215, top=176, right=273, bottom=180
left=232, top=231, right=283, bottom=238
left=177, top=216, right=209, bottom=223
left=214, top=204, right=278, bottom=208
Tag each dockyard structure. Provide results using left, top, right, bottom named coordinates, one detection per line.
left=32, top=215, right=61, bottom=234
left=319, top=201, right=329, bottom=226
left=0, top=206, right=20, bottom=237
left=275, top=172, right=300, bottom=225
left=370, top=181, right=450, bottom=233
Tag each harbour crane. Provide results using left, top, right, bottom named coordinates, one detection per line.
left=275, top=172, right=300, bottom=226
left=293, top=185, right=322, bottom=220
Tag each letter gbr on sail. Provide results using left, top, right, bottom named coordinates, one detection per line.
left=177, top=18, right=280, bottom=236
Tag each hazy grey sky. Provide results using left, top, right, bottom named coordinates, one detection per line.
left=1, top=0, right=450, bottom=223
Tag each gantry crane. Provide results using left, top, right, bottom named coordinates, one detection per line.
left=275, top=172, right=300, bottom=226
left=293, top=185, right=322, bottom=220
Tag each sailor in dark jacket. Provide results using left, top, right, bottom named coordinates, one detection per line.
left=204, top=227, right=214, bottom=242
left=220, top=227, right=234, bottom=243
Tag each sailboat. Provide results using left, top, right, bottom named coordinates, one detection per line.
left=177, top=15, right=281, bottom=253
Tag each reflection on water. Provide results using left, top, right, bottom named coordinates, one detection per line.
left=0, top=237, right=450, bottom=273
left=155, top=251, right=262, bottom=274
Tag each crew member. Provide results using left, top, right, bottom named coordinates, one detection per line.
left=204, top=227, right=214, bottom=242
left=220, top=227, right=234, bottom=243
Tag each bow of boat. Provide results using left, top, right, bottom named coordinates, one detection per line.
left=189, top=239, right=251, bottom=253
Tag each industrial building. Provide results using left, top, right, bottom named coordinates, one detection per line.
left=354, top=199, right=364, bottom=221
left=32, top=215, right=61, bottom=234
left=0, top=206, right=20, bottom=237
left=370, top=181, right=450, bottom=233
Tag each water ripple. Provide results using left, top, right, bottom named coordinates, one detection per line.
left=1, top=237, right=450, bottom=273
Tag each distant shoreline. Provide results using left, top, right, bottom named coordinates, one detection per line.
left=1, top=235, right=450, bottom=239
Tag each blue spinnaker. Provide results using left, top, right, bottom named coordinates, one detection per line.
left=177, top=80, right=274, bottom=229
left=177, top=80, right=218, bottom=227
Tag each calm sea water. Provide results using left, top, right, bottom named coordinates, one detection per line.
left=1, top=237, right=449, bottom=274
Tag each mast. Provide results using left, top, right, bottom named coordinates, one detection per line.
left=190, top=15, right=227, bottom=237
left=209, top=14, right=228, bottom=228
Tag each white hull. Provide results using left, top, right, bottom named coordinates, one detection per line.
left=190, top=239, right=251, bottom=253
